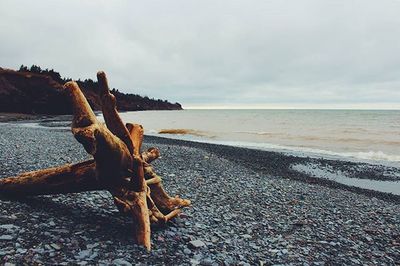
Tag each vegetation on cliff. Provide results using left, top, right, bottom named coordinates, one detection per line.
left=0, top=65, right=182, bottom=114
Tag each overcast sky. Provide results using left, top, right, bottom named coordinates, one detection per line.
left=1, top=0, right=400, bottom=108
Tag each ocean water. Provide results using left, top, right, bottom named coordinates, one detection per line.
left=115, top=109, right=400, bottom=165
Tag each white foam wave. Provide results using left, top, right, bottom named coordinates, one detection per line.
left=339, top=151, right=400, bottom=162
left=222, top=141, right=400, bottom=163
left=147, top=133, right=400, bottom=165
left=234, top=130, right=274, bottom=135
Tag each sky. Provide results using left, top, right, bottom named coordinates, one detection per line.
left=1, top=0, right=400, bottom=109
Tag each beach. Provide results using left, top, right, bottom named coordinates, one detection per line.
left=0, top=119, right=399, bottom=265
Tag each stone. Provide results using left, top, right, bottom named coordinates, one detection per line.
left=86, top=243, right=100, bottom=249
left=112, top=258, right=132, bottom=266
left=249, top=243, right=260, bottom=250
left=183, top=248, right=192, bottom=255
left=189, top=240, right=206, bottom=248
left=365, top=236, right=373, bottom=242
left=50, top=243, right=61, bottom=250
left=190, top=259, right=200, bottom=266
left=51, top=229, right=69, bottom=234
left=242, top=234, right=252, bottom=239
left=193, top=254, right=203, bottom=260
left=16, top=248, right=27, bottom=254
left=210, top=236, right=219, bottom=243
left=202, top=258, right=215, bottom=265
left=89, top=251, right=99, bottom=260
left=75, top=250, right=91, bottom=260
left=0, top=235, right=14, bottom=240
left=166, top=231, right=176, bottom=237
left=0, top=224, right=16, bottom=230
left=8, top=215, right=17, bottom=221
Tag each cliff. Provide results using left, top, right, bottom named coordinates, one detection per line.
left=0, top=66, right=182, bottom=114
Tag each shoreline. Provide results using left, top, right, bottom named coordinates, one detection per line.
left=0, top=120, right=399, bottom=264
left=144, top=135, right=400, bottom=203
left=154, top=133, right=400, bottom=168
left=4, top=111, right=400, bottom=166
left=2, top=115, right=400, bottom=202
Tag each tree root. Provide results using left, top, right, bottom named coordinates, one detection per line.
left=0, top=71, right=190, bottom=251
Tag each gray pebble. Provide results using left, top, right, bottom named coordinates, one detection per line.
left=0, top=235, right=14, bottom=241
left=189, top=240, right=206, bottom=248
left=50, top=243, right=61, bottom=250
left=112, top=258, right=132, bottom=266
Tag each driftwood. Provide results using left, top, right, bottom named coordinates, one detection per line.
left=0, top=72, right=190, bottom=250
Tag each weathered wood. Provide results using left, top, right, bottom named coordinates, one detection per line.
left=0, top=160, right=98, bottom=196
left=66, top=81, right=133, bottom=185
left=111, top=121, right=150, bottom=249
left=97, top=71, right=134, bottom=155
left=0, top=72, right=190, bottom=251
left=145, top=163, right=191, bottom=214
left=142, top=147, right=191, bottom=213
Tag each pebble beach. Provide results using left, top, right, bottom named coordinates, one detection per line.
left=0, top=119, right=399, bottom=265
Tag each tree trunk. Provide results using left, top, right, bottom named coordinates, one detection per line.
left=0, top=71, right=190, bottom=251
left=0, top=160, right=98, bottom=196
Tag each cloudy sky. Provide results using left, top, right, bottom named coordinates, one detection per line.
left=1, top=0, right=400, bottom=109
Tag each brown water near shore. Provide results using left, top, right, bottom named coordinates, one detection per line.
left=115, top=109, right=400, bottom=163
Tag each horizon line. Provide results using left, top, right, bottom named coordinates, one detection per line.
left=183, top=105, right=400, bottom=110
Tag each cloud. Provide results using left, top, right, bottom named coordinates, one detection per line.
left=1, top=0, right=400, bottom=108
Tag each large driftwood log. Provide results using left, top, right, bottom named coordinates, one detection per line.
left=0, top=72, right=190, bottom=250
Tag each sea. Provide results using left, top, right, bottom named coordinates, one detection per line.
left=5, top=109, right=400, bottom=194
left=115, top=109, right=400, bottom=166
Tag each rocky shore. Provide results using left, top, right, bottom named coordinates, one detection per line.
left=0, top=121, right=399, bottom=265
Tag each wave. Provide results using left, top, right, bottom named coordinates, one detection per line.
left=148, top=132, right=400, bottom=164
left=338, top=151, right=400, bottom=162
left=234, top=130, right=400, bottom=146
left=340, top=128, right=370, bottom=134
left=234, top=131, right=277, bottom=136
left=228, top=142, right=400, bottom=163
left=11, top=121, right=400, bottom=164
